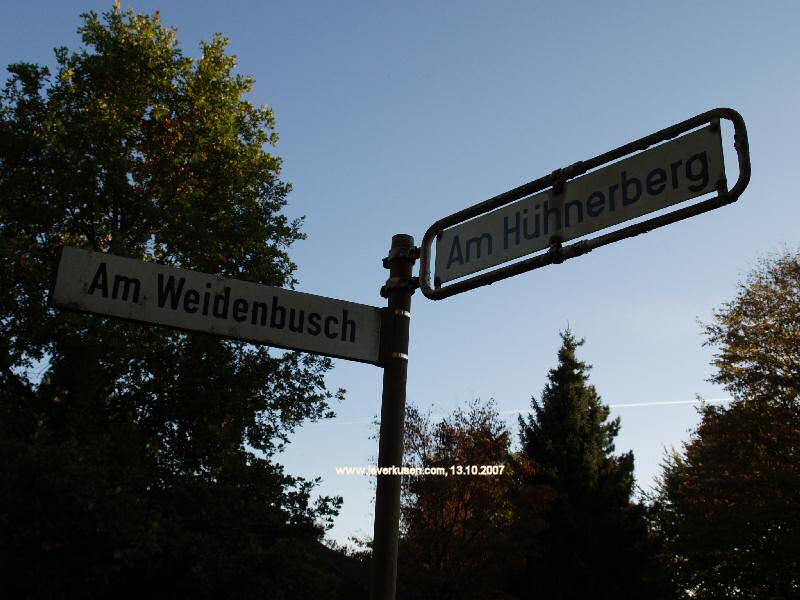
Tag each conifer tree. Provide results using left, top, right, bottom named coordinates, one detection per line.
left=514, top=330, right=668, bottom=599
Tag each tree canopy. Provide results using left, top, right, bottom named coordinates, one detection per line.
left=703, top=249, right=800, bottom=406
left=658, top=400, right=800, bottom=599
left=657, top=249, right=800, bottom=599
left=0, top=5, right=343, bottom=597
left=399, top=399, right=546, bottom=599
left=397, top=334, right=668, bottom=599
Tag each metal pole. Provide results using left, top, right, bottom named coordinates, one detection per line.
left=371, top=233, right=417, bottom=600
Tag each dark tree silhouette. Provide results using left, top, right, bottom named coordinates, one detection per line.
left=399, top=399, right=549, bottom=600
left=515, top=330, right=669, bottom=600
left=0, top=5, right=343, bottom=598
left=657, top=250, right=800, bottom=599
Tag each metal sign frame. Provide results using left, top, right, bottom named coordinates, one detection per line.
left=418, top=107, right=751, bottom=300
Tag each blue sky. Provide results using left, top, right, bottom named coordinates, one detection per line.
left=4, top=1, right=799, bottom=544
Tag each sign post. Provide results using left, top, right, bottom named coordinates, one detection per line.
left=370, top=234, right=418, bottom=600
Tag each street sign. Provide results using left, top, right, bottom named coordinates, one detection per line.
left=52, top=247, right=384, bottom=365
left=436, top=126, right=724, bottom=284
left=419, top=108, right=751, bottom=300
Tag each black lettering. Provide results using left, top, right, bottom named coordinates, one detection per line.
left=157, top=274, right=185, bottom=309
left=564, top=199, right=583, bottom=227
left=621, top=171, right=641, bottom=206
left=446, top=235, right=464, bottom=269
left=112, top=275, right=140, bottom=302
left=465, top=233, right=492, bottom=261
left=232, top=298, right=248, bottom=322
left=183, top=290, right=200, bottom=313
left=308, top=312, right=322, bottom=336
left=270, top=296, right=286, bottom=329
left=288, top=308, right=304, bottom=333
left=503, top=212, right=520, bottom=249
left=586, top=191, right=605, bottom=217
left=324, top=316, right=338, bottom=339
left=251, top=301, right=268, bottom=326
left=202, top=283, right=211, bottom=315
left=341, top=310, right=356, bottom=342
left=542, top=201, right=561, bottom=235
left=212, top=286, right=231, bottom=318
left=523, top=208, right=540, bottom=240
left=88, top=262, right=109, bottom=297
left=670, top=159, right=683, bottom=189
left=646, top=168, right=667, bottom=196
left=686, top=151, right=709, bottom=192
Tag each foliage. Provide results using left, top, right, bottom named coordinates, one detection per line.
left=0, top=5, right=342, bottom=597
left=515, top=330, right=669, bottom=599
left=657, top=250, right=800, bottom=598
left=657, top=400, right=800, bottom=599
left=399, top=399, right=547, bottom=600
left=520, top=331, right=627, bottom=499
left=703, top=249, right=800, bottom=406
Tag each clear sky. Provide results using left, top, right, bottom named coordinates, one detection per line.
left=4, top=1, right=799, bottom=544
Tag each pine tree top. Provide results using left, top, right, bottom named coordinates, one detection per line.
left=519, top=329, right=632, bottom=501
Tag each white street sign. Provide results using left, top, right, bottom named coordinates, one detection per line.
left=435, top=125, right=725, bottom=284
left=52, top=247, right=383, bottom=365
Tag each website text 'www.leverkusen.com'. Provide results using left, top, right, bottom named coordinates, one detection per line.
left=335, top=465, right=506, bottom=477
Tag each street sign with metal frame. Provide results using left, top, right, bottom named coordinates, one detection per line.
left=418, top=107, right=750, bottom=300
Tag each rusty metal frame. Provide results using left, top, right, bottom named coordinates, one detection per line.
left=418, top=107, right=750, bottom=300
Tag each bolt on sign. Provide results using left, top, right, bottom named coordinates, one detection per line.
left=52, top=247, right=383, bottom=365
left=419, top=108, right=751, bottom=300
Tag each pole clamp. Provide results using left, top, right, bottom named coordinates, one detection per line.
left=382, top=246, right=421, bottom=269
left=380, top=276, right=419, bottom=298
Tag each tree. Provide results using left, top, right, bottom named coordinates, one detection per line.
left=703, top=249, right=800, bottom=406
left=515, top=330, right=668, bottom=599
left=657, top=401, right=800, bottom=599
left=398, top=399, right=548, bottom=600
left=0, top=5, right=343, bottom=598
left=656, top=250, right=800, bottom=598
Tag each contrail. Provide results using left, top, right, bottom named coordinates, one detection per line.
left=500, top=398, right=731, bottom=415
left=609, top=398, right=731, bottom=408
left=320, top=398, right=733, bottom=425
